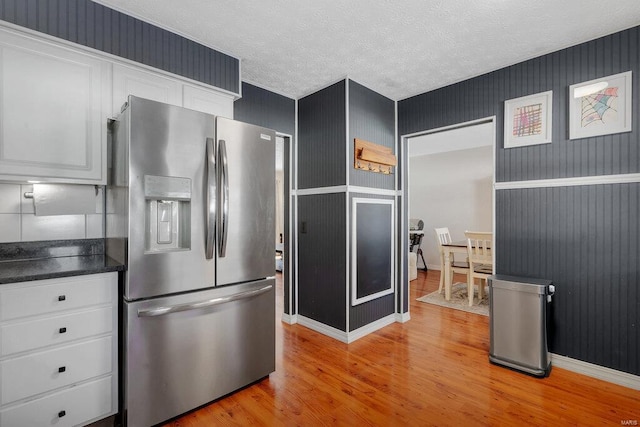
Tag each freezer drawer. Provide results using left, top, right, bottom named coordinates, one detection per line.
left=123, top=279, right=275, bottom=427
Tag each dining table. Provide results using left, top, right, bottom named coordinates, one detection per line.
left=441, top=240, right=469, bottom=301
left=441, top=239, right=492, bottom=301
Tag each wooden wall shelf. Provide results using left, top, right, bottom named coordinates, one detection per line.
left=354, top=138, right=396, bottom=174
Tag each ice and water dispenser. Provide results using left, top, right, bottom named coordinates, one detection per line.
left=144, top=175, right=191, bottom=253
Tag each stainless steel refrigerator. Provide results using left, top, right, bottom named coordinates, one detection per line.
left=106, top=96, right=276, bottom=427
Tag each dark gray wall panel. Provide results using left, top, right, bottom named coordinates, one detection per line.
left=0, top=0, right=240, bottom=94
left=349, top=80, right=396, bottom=190
left=398, top=26, right=640, bottom=182
left=350, top=294, right=394, bottom=332
left=496, top=184, right=639, bottom=375
left=233, top=83, right=297, bottom=314
left=349, top=193, right=395, bottom=331
left=283, top=136, right=292, bottom=315
left=298, top=193, right=346, bottom=330
left=399, top=25, right=640, bottom=375
left=298, top=81, right=346, bottom=189
left=398, top=195, right=408, bottom=313
left=234, top=82, right=295, bottom=137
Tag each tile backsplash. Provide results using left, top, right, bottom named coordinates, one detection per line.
left=0, top=183, right=104, bottom=243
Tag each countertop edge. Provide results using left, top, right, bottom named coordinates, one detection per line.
left=0, top=256, right=126, bottom=285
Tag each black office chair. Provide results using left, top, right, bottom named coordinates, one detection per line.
left=409, top=219, right=427, bottom=270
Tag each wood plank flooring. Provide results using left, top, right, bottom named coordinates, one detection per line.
left=165, top=270, right=640, bottom=426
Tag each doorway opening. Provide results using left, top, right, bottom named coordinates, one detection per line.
left=275, top=135, right=285, bottom=272
left=275, top=133, right=295, bottom=322
left=403, top=117, right=496, bottom=309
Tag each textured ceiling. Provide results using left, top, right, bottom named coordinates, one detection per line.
left=93, top=0, right=640, bottom=100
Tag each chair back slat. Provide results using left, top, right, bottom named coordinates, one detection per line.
left=434, top=227, right=452, bottom=246
left=464, top=231, right=493, bottom=266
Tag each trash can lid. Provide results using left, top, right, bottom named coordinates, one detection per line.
left=488, top=274, right=552, bottom=294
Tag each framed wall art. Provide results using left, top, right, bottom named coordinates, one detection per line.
left=504, top=90, right=553, bottom=148
left=569, top=71, right=632, bottom=139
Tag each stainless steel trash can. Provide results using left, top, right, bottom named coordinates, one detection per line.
left=488, top=275, right=555, bottom=377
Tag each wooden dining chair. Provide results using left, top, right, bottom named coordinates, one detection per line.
left=465, top=231, right=493, bottom=306
left=434, top=227, right=469, bottom=295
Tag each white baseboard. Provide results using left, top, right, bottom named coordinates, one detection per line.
left=426, top=264, right=441, bottom=271
left=346, top=314, right=396, bottom=343
left=395, top=312, right=411, bottom=323
left=551, top=353, right=640, bottom=391
left=297, top=315, right=349, bottom=343
left=296, top=314, right=399, bottom=344
left=281, top=312, right=298, bottom=325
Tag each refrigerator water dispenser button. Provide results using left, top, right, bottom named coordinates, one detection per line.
left=157, top=202, right=173, bottom=244
left=145, top=199, right=190, bottom=252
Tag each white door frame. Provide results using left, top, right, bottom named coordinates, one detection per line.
left=400, top=115, right=497, bottom=314
left=276, top=132, right=296, bottom=324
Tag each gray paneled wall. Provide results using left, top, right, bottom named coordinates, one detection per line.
left=398, top=26, right=640, bottom=375
left=0, top=0, right=240, bottom=94
left=297, top=81, right=346, bottom=189
left=233, top=82, right=296, bottom=314
left=496, top=184, right=639, bottom=375
left=399, top=26, right=640, bottom=182
left=297, top=193, right=347, bottom=330
left=234, top=82, right=296, bottom=137
left=349, top=193, right=395, bottom=331
left=297, top=79, right=399, bottom=333
left=398, top=195, right=408, bottom=313
left=349, top=80, right=396, bottom=190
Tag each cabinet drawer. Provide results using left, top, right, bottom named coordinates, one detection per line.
left=1, top=307, right=113, bottom=356
left=0, top=274, right=114, bottom=321
left=0, top=376, right=112, bottom=427
left=1, top=336, right=112, bottom=405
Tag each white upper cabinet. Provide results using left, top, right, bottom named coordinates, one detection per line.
left=0, top=24, right=238, bottom=185
left=0, top=28, right=109, bottom=185
left=183, top=84, right=234, bottom=118
left=112, top=63, right=182, bottom=117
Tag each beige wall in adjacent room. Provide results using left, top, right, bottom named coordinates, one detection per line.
left=409, top=145, right=493, bottom=269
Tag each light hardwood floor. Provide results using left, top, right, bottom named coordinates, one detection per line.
left=165, top=270, right=640, bottom=426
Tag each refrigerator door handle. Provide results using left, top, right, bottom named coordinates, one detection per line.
left=205, top=137, right=216, bottom=259
left=137, top=284, right=273, bottom=317
left=218, top=139, right=229, bottom=257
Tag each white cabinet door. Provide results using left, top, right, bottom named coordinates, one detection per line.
left=0, top=28, right=109, bottom=184
left=183, top=84, right=234, bottom=118
left=112, top=63, right=182, bottom=117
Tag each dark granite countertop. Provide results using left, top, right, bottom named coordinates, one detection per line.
left=0, top=254, right=125, bottom=284
left=0, top=239, right=125, bottom=284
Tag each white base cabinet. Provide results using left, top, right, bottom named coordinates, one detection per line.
left=0, top=272, right=118, bottom=427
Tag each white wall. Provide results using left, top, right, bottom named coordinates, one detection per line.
left=0, top=183, right=103, bottom=243
left=409, top=145, right=493, bottom=269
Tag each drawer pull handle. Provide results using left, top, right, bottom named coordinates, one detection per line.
left=58, top=295, right=66, bottom=302
left=58, top=410, right=66, bottom=418
left=58, top=366, right=66, bottom=373
left=59, top=327, right=67, bottom=334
